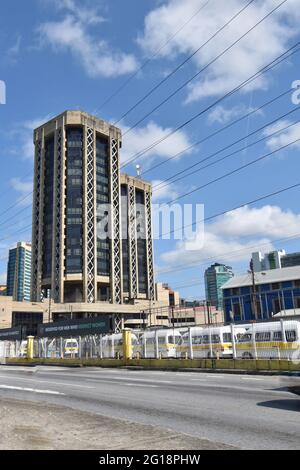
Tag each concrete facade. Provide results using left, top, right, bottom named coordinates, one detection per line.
left=31, top=111, right=155, bottom=324
left=0, top=297, right=169, bottom=334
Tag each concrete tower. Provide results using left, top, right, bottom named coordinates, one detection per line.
left=31, top=111, right=154, bottom=306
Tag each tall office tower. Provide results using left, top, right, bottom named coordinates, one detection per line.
left=204, top=263, right=234, bottom=310
left=6, top=242, right=32, bottom=301
left=120, top=174, right=154, bottom=302
left=31, top=110, right=154, bottom=305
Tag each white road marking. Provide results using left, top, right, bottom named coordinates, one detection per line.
left=242, top=377, right=263, bottom=381
left=0, top=384, right=64, bottom=395
left=123, top=383, right=158, bottom=388
left=205, top=374, right=225, bottom=378
left=99, top=376, right=173, bottom=384
left=0, top=375, right=94, bottom=389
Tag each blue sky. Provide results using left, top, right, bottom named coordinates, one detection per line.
left=1, top=0, right=300, bottom=300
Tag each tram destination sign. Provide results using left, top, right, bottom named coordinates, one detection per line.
left=37, top=316, right=112, bottom=338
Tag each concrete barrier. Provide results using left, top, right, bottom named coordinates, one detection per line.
left=4, top=357, right=300, bottom=373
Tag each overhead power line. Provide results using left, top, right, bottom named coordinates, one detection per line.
left=121, top=0, right=288, bottom=139
left=159, top=180, right=300, bottom=239
left=114, top=0, right=255, bottom=127
left=161, top=136, right=300, bottom=206
left=152, top=107, right=300, bottom=193
left=157, top=230, right=300, bottom=275
left=95, top=0, right=211, bottom=114
left=141, top=86, right=292, bottom=177
left=0, top=223, right=32, bottom=243
left=121, top=36, right=300, bottom=169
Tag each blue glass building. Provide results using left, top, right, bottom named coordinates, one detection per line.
left=204, top=263, right=234, bottom=309
left=222, top=266, right=300, bottom=323
left=6, top=242, right=32, bottom=301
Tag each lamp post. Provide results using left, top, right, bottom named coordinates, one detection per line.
left=250, top=259, right=258, bottom=320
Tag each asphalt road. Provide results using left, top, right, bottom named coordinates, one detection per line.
left=0, top=366, right=299, bottom=450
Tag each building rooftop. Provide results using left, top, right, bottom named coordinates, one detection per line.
left=221, top=265, right=300, bottom=290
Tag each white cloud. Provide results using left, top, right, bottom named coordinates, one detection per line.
left=207, top=104, right=261, bottom=125
left=151, top=180, right=178, bottom=202
left=12, top=115, right=53, bottom=161
left=0, top=273, right=7, bottom=284
left=263, top=120, right=300, bottom=151
left=9, top=178, right=33, bottom=207
left=121, top=121, right=193, bottom=168
left=10, top=178, right=33, bottom=194
left=53, top=0, right=106, bottom=25
left=159, top=204, right=300, bottom=269
left=5, top=35, right=22, bottom=64
left=138, top=0, right=299, bottom=103
left=209, top=205, right=300, bottom=239
left=38, top=1, right=138, bottom=78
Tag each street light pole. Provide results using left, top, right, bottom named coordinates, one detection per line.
left=48, top=290, right=52, bottom=323
left=250, top=259, right=258, bottom=320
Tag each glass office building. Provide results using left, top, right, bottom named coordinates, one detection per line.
left=6, top=242, right=32, bottom=301
left=204, top=263, right=234, bottom=310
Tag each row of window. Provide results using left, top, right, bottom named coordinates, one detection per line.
left=227, top=280, right=300, bottom=296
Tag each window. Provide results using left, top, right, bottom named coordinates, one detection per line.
left=255, top=331, right=271, bottom=342
left=190, top=335, right=200, bottom=345
left=286, top=330, right=297, bottom=342
left=202, top=335, right=209, bottom=344
left=232, top=303, right=241, bottom=319
left=271, top=283, right=280, bottom=290
left=272, top=298, right=282, bottom=314
left=211, top=334, right=220, bottom=343
left=223, top=333, right=232, bottom=342
left=231, top=288, right=240, bottom=295
left=294, top=280, right=300, bottom=288
left=273, top=331, right=282, bottom=341
left=239, top=333, right=252, bottom=343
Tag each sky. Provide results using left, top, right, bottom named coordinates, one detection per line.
left=1, top=0, right=300, bottom=300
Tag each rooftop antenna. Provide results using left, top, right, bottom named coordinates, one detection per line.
left=135, top=164, right=141, bottom=178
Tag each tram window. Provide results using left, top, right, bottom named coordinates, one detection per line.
left=211, top=335, right=220, bottom=343
left=202, top=335, right=209, bottom=344
left=273, top=331, right=282, bottom=341
left=168, top=335, right=181, bottom=344
left=239, top=333, right=252, bottom=342
left=286, top=330, right=297, bottom=342
left=192, top=335, right=202, bottom=345
left=223, top=333, right=232, bottom=342
left=255, top=332, right=271, bottom=342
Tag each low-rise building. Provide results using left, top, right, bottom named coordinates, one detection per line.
left=155, top=282, right=180, bottom=307
left=0, top=297, right=170, bottom=335
left=222, top=266, right=300, bottom=323
left=169, top=304, right=224, bottom=327
left=252, top=249, right=300, bottom=272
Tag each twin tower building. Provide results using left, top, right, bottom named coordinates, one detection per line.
left=31, top=111, right=155, bottom=306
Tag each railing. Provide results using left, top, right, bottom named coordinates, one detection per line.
left=0, top=321, right=299, bottom=364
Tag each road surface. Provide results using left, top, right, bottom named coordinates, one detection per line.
left=0, top=366, right=299, bottom=450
